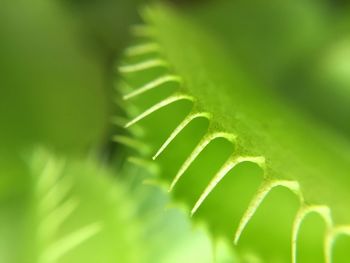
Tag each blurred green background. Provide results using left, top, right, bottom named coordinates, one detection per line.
left=0, top=1, right=216, bottom=262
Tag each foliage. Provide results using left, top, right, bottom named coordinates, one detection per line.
left=116, top=2, right=350, bottom=262
left=1, top=149, right=225, bottom=263
left=1, top=0, right=350, bottom=262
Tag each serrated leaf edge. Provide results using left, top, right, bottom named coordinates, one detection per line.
left=115, top=25, right=350, bottom=263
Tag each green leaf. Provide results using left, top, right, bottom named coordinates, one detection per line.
left=1, top=148, right=232, bottom=263
left=117, top=3, right=350, bottom=262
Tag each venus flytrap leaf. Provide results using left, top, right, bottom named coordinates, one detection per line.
left=169, top=132, right=237, bottom=192
left=130, top=24, right=155, bottom=38
left=111, top=116, right=129, bottom=128
left=292, top=205, right=332, bottom=263
left=234, top=180, right=301, bottom=245
left=33, top=150, right=231, bottom=263
left=325, top=225, right=350, bottom=263
left=25, top=150, right=103, bottom=263
left=119, top=58, right=168, bottom=73
left=191, top=156, right=265, bottom=217
left=127, top=156, right=159, bottom=175
left=39, top=198, right=79, bottom=241
left=124, top=93, right=194, bottom=128
left=36, top=158, right=65, bottom=196
left=112, top=135, right=150, bottom=154
left=153, top=111, right=212, bottom=160
left=125, top=42, right=160, bottom=57
left=39, top=178, right=73, bottom=215
left=40, top=223, right=102, bottom=263
left=20, top=149, right=152, bottom=263
left=123, top=75, right=182, bottom=100
left=116, top=4, right=350, bottom=262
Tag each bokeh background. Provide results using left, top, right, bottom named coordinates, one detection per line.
left=0, top=1, right=216, bottom=262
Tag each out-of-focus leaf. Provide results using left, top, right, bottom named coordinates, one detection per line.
left=0, top=0, right=108, bottom=153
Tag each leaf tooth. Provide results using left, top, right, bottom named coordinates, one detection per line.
left=39, top=198, right=79, bottom=241
left=124, top=42, right=160, bottom=57
left=292, top=205, right=332, bottom=263
left=40, top=222, right=102, bottom=263
left=118, top=58, right=168, bottom=73
left=124, top=93, right=194, bottom=128
left=113, top=96, right=128, bottom=109
left=333, top=225, right=350, bottom=236
left=325, top=225, right=350, bottom=263
left=123, top=75, right=182, bottom=100
left=111, top=114, right=145, bottom=138
left=39, top=178, right=73, bottom=214
left=153, top=111, right=212, bottom=160
left=142, top=179, right=160, bottom=186
left=117, top=81, right=133, bottom=94
left=114, top=97, right=140, bottom=118
left=191, top=155, right=265, bottom=216
left=127, top=156, right=159, bottom=175
left=111, top=116, right=128, bottom=128
left=130, top=24, right=155, bottom=38
left=37, top=157, right=65, bottom=196
left=234, top=179, right=301, bottom=245
left=112, top=135, right=149, bottom=154
left=169, top=131, right=237, bottom=192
